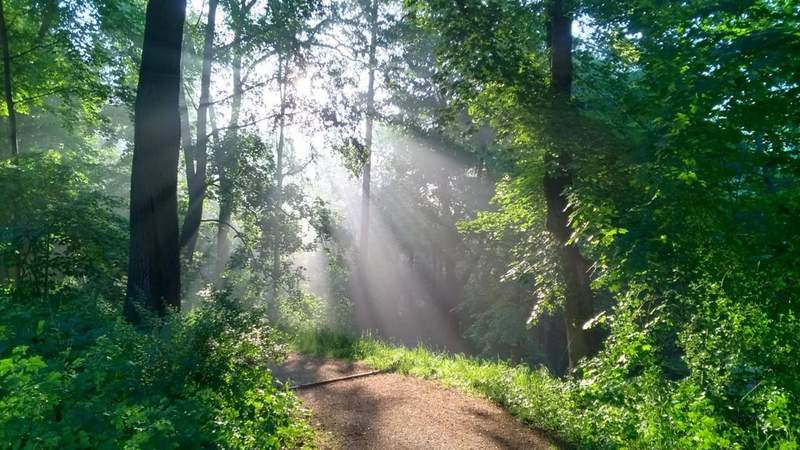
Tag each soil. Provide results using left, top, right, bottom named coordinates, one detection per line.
left=271, top=354, right=559, bottom=449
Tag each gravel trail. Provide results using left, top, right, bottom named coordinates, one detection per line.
left=272, top=354, right=559, bottom=450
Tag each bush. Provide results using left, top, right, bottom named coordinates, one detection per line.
left=0, top=152, right=128, bottom=299
left=0, top=291, right=313, bottom=449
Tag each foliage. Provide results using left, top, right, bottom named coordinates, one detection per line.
left=2, top=0, right=799, bottom=448
left=0, top=291, right=314, bottom=449
left=0, top=151, right=313, bottom=448
left=277, top=290, right=326, bottom=333
left=404, top=0, right=800, bottom=446
left=309, top=202, right=356, bottom=333
left=0, top=0, right=144, bottom=149
left=0, top=151, right=127, bottom=298
left=459, top=175, right=562, bottom=324
left=296, top=330, right=799, bottom=449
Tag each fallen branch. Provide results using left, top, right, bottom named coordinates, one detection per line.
left=289, top=369, right=389, bottom=390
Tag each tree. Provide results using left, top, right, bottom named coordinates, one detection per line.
left=256, top=0, right=325, bottom=309
left=180, top=0, right=218, bottom=262
left=213, top=0, right=248, bottom=277
left=0, top=0, right=17, bottom=157
left=270, top=54, right=289, bottom=307
left=125, top=0, right=186, bottom=322
left=213, top=0, right=274, bottom=278
left=0, top=0, right=17, bottom=288
left=542, top=0, right=595, bottom=368
left=318, top=0, right=392, bottom=258
left=411, top=0, right=596, bottom=367
left=359, top=0, right=378, bottom=257
left=0, top=0, right=144, bottom=153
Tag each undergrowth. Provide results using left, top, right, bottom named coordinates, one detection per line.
left=0, top=291, right=314, bottom=449
left=293, top=329, right=798, bottom=450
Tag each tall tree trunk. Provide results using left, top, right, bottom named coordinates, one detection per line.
left=179, top=83, right=194, bottom=177
left=352, top=0, right=379, bottom=329
left=359, top=0, right=378, bottom=258
left=437, top=166, right=462, bottom=312
left=0, top=0, right=16, bottom=288
left=125, top=0, right=186, bottom=322
left=215, top=34, right=242, bottom=277
left=178, top=24, right=197, bottom=202
left=544, top=0, right=595, bottom=368
left=0, top=0, right=18, bottom=157
left=179, top=0, right=217, bottom=261
left=270, top=57, right=287, bottom=313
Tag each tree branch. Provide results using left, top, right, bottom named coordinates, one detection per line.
left=202, top=113, right=279, bottom=140
left=11, top=38, right=62, bottom=60
left=284, top=154, right=315, bottom=178
left=199, top=219, right=255, bottom=259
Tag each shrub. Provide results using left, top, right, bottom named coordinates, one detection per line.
left=0, top=292, right=313, bottom=449
left=0, top=151, right=128, bottom=299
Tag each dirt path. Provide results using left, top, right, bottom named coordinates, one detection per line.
left=271, top=354, right=559, bottom=449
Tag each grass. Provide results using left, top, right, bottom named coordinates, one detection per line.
left=293, top=329, right=800, bottom=449
left=292, top=328, right=585, bottom=448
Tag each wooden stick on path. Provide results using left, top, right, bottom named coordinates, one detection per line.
left=289, top=368, right=389, bottom=390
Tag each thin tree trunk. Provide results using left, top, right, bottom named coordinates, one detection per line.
left=359, top=0, right=378, bottom=258
left=215, top=33, right=242, bottom=276
left=215, top=0, right=255, bottom=276
left=437, top=166, right=462, bottom=312
left=125, top=0, right=186, bottom=323
left=351, top=0, right=380, bottom=332
left=178, top=24, right=196, bottom=199
left=544, top=0, right=595, bottom=368
left=179, top=83, right=194, bottom=179
left=0, top=0, right=18, bottom=157
left=180, top=0, right=217, bottom=261
left=270, top=57, right=286, bottom=313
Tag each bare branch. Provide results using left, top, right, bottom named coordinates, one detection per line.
left=209, top=79, right=268, bottom=106
left=284, top=154, right=315, bottom=178
left=315, top=42, right=361, bottom=62
left=202, top=113, right=279, bottom=140
left=242, top=50, right=278, bottom=83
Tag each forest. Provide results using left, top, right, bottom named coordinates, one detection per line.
left=0, top=0, right=798, bottom=448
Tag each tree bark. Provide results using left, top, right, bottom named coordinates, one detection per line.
left=0, top=0, right=17, bottom=288
left=178, top=23, right=196, bottom=188
left=125, top=0, right=186, bottom=323
left=215, top=28, right=243, bottom=277
left=544, top=0, right=596, bottom=368
left=436, top=166, right=463, bottom=312
left=179, top=0, right=218, bottom=261
left=0, top=0, right=18, bottom=157
left=178, top=83, right=194, bottom=178
left=269, top=57, right=287, bottom=313
left=359, top=0, right=378, bottom=258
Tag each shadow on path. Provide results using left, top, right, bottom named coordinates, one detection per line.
left=272, top=354, right=559, bottom=450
